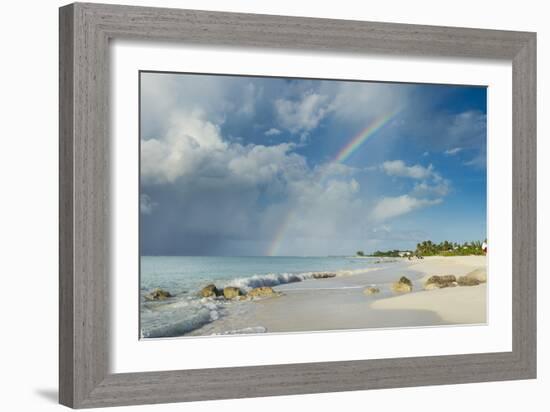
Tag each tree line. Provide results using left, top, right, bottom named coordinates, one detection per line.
left=415, top=240, right=485, bottom=256
left=357, top=239, right=486, bottom=258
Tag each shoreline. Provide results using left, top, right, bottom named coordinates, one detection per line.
left=178, top=255, right=487, bottom=336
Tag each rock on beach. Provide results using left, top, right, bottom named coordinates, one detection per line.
left=247, top=286, right=279, bottom=298
left=200, top=284, right=220, bottom=298
left=424, top=275, right=457, bottom=289
left=223, top=286, right=243, bottom=300
left=391, top=276, right=413, bottom=293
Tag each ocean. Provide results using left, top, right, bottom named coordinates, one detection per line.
left=140, top=255, right=386, bottom=338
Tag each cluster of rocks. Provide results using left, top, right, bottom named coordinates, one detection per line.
left=144, top=288, right=173, bottom=301
left=362, top=268, right=486, bottom=297
left=199, top=284, right=281, bottom=301
left=424, top=268, right=486, bottom=290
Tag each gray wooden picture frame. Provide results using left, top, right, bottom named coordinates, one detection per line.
left=59, top=2, right=536, bottom=409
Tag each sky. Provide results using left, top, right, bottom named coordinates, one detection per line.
left=140, top=72, right=487, bottom=256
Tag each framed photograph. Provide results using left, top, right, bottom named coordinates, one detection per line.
left=59, top=2, right=536, bottom=408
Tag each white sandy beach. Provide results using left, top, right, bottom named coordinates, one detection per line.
left=187, top=255, right=487, bottom=335
left=371, top=256, right=486, bottom=324
left=371, top=283, right=486, bottom=324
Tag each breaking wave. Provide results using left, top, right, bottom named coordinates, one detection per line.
left=224, top=267, right=375, bottom=291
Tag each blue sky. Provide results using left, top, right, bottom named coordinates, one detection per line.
left=140, top=72, right=486, bottom=256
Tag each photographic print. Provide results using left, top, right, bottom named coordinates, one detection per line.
left=139, top=72, right=487, bottom=339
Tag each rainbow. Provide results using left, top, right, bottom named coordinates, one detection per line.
left=265, top=110, right=400, bottom=256
left=332, top=111, right=399, bottom=163
left=267, top=209, right=298, bottom=257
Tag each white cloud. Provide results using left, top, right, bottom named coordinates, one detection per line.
left=274, top=91, right=333, bottom=133
left=140, top=74, right=234, bottom=138
left=444, top=147, right=462, bottom=155
left=264, top=128, right=282, bottom=136
left=227, top=143, right=306, bottom=185
left=370, top=195, right=442, bottom=221
left=412, top=180, right=450, bottom=197
left=372, top=160, right=450, bottom=222
left=141, top=109, right=227, bottom=184
left=141, top=109, right=311, bottom=189
left=381, top=160, right=435, bottom=180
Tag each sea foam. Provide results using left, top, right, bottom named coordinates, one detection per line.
left=141, top=298, right=226, bottom=338
left=224, top=268, right=374, bottom=291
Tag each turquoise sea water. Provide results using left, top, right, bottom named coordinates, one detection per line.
left=141, top=255, right=380, bottom=296
left=140, top=255, right=383, bottom=338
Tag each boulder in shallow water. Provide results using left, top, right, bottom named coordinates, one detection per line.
left=457, top=276, right=481, bottom=286
left=312, top=272, right=337, bottom=279
left=364, top=287, right=380, bottom=295
left=200, top=284, right=219, bottom=298
left=391, top=276, right=413, bottom=293
left=247, top=286, right=278, bottom=298
left=145, top=288, right=172, bottom=301
left=223, top=286, right=243, bottom=299
left=424, top=275, right=457, bottom=289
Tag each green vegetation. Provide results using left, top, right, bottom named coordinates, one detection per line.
left=415, top=240, right=485, bottom=256
left=364, top=240, right=486, bottom=258
left=356, top=250, right=365, bottom=256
